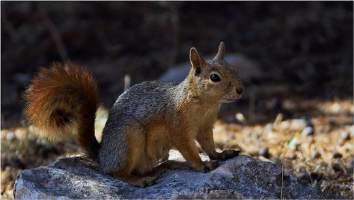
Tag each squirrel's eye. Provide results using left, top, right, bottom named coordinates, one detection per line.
left=210, top=72, right=221, bottom=82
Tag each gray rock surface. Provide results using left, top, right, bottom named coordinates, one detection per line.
left=15, top=152, right=327, bottom=199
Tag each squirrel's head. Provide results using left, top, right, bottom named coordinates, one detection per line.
left=188, top=41, right=243, bottom=103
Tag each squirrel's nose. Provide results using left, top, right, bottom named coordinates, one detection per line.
left=236, top=87, right=243, bottom=95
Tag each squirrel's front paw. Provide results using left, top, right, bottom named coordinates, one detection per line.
left=200, top=160, right=219, bottom=172
left=191, top=161, right=219, bottom=172
left=218, top=149, right=240, bottom=160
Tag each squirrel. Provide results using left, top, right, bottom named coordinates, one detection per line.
left=25, top=41, right=244, bottom=187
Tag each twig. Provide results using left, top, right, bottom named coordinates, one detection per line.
left=124, top=74, right=131, bottom=91
left=39, top=7, right=69, bottom=61
left=3, top=17, right=18, bottom=43
left=248, top=87, right=256, bottom=120
left=281, top=163, right=284, bottom=200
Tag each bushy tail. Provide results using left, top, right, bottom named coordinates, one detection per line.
left=25, top=63, right=100, bottom=158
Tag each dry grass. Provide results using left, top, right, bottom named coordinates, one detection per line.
left=1, top=99, right=353, bottom=199
left=214, top=99, right=354, bottom=198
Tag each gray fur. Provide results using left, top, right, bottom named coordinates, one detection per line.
left=98, top=42, right=243, bottom=174
left=98, top=67, right=240, bottom=174
left=98, top=80, right=184, bottom=173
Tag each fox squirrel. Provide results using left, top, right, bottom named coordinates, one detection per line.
left=25, top=41, right=244, bottom=187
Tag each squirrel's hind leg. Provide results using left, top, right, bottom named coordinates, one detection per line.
left=114, top=126, right=158, bottom=187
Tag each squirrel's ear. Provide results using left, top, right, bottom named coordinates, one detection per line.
left=213, top=41, right=225, bottom=63
left=190, top=47, right=206, bottom=70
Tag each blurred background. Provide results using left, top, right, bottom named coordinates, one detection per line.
left=1, top=2, right=353, bottom=199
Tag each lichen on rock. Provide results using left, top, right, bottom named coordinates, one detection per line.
left=15, top=152, right=329, bottom=199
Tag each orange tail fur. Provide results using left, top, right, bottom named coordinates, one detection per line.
left=25, top=63, right=100, bottom=158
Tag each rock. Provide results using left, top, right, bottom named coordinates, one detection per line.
left=331, top=162, right=343, bottom=173
left=279, top=119, right=307, bottom=131
left=273, top=113, right=284, bottom=125
left=332, top=152, right=343, bottom=159
left=14, top=73, right=31, bottom=85
left=264, top=124, right=274, bottom=135
left=301, top=126, right=314, bottom=137
left=288, top=137, right=300, bottom=150
left=339, top=131, right=351, bottom=143
left=259, top=147, right=271, bottom=158
left=160, top=54, right=261, bottom=83
left=311, top=150, right=321, bottom=160
left=14, top=151, right=329, bottom=199
left=235, top=112, right=246, bottom=123
left=6, top=131, right=16, bottom=142
left=285, top=151, right=298, bottom=160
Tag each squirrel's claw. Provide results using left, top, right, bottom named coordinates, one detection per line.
left=218, top=149, right=240, bottom=160
left=202, top=160, right=219, bottom=172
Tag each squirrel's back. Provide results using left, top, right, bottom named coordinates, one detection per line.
left=109, top=81, right=177, bottom=123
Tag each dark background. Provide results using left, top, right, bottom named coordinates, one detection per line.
left=1, top=2, right=353, bottom=198
left=2, top=2, right=353, bottom=126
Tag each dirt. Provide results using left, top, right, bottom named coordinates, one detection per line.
left=1, top=2, right=353, bottom=199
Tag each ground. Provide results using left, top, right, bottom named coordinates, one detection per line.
left=1, top=2, right=353, bottom=199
